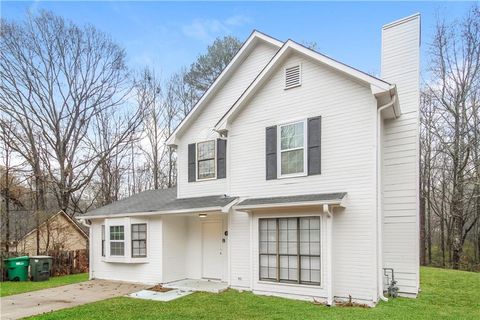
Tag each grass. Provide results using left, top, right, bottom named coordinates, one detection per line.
left=27, top=267, right=480, bottom=319
left=0, top=273, right=88, bottom=297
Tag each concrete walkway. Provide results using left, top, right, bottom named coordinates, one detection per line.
left=1, top=279, right=148, bottom=320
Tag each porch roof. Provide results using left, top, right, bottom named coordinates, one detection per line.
left=80, top=187, right=238, bottom=219
left=234, top=192, right=348, bottom=210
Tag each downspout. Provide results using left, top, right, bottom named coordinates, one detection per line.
left=376, top=94, right=398, bottom=303
left=323, top=204, right=334, bottom=306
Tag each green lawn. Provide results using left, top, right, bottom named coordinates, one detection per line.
left=28, top=267, right=480, bottom=319
left=0, top=273, right=88, bottom=297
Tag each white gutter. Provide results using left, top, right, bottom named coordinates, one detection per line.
left=234, top=198, right=346, bottom=211
left=376, top=94, right=398, bottom=303
left=80, top=206, right=228, bottom=219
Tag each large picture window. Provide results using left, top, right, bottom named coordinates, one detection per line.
left=197, top=140, right=216, bottom=180
left=259, top=217, right=321, bottom=285
left=131, top=224, right=147, bottom=258
left=279, top=121, right=306, bottom=176
left=110, top=225, right=125, bottom=256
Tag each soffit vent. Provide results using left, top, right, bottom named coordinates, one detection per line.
left=285, top=64, right=301, bottom=89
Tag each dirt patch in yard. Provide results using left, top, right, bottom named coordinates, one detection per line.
left=148, top=285, right=173, bottom=293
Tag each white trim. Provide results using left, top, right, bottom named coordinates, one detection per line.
left=103, top=217, right=151, bottom=264
left=235, top=198, right=347, bottom=211
left=166, top=31, right=282, bottom=146
left=108, top=225, right=125, bottom=257
left=277, top=119, right=307, bottom=178
left=382, top=12, right=420, bottom=30
left=81, top=206, right=230, bottom=219
left=251, top=211, right=329, bottom=300
left=215, top=40, right=393, bottom=131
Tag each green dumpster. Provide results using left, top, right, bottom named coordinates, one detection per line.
left=4, top=256, right=30, bottom=281
left=30, top=256, right=53, bottom=281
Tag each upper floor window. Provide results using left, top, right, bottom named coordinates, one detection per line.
left=197, top=140, right=216, bottom=180
left=279, top=121, right=307, bottom=177
left=110, top=225, right=125, bottom=256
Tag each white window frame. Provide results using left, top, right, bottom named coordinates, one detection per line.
left=196, top=140, right=217, bottom=181
left=103, top=218, right=149, bottom=263
left=101, top=225, right=105, bottom=257
left=277, top=119, right=307, bottom=178
left=284, top=63, right=302, bottom=90
left=109, top=225, right=125, bottom=256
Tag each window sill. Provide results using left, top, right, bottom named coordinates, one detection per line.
left=195, top=177, right=217, bottom=182
left=102, top=257, right=149, bottom=264
left=277, top=172, right=308, bottom=179
left=258, top=280, right=323, bottom=290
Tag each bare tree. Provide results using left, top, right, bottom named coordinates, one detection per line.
left=423, top=6, right=480, bottom=269
left=1, top=11, right=142, bottom=214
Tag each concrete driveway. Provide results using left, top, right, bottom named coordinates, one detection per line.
left=1, top=279, right=148, bottom=320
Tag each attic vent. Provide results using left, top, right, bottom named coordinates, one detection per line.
left=284, top=64, right=301, bottom=89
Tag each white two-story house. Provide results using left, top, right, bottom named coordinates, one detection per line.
left=81, top=14, right=420, bottom=306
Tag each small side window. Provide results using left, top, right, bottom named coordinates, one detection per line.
left=109, top=225, right=125, bottom=256
left=101, top=225, right=105, bottom=257
left=131, top=224, right=147, bottom=258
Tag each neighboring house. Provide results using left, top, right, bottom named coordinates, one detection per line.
left=80, top=14, right=420, bottom=306
left=3, top=210, right=89, bottom=256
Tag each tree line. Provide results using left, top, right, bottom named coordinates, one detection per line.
left=420, top=6, right=480, bottom=271
left=0, top=11, right=241, bottom=253
left=1, top=8, right=479, bottom=270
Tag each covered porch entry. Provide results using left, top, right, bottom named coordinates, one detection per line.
left=161, top=211, right=230, bottom=286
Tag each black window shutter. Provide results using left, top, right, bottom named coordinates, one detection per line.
left=188, top=143, right=196, bottom=182
left=217, top=139, right=227, bottom=179
left=307, top=116, right=321, bottom=175
left=266, top=126, right=277, bottom=180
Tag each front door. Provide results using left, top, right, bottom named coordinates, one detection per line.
left=202, top=221, right=223, bottom=280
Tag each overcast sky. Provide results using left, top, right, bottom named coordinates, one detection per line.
left=2, top=1, right=474, bottom=80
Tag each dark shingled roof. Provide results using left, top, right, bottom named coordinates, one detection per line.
left=83, top=187, right=237, bottom=217
left=236, top=192, right=347, bottom=208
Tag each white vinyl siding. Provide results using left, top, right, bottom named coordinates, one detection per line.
left=177, top=42, right=278, bottom=198
left=381, top=15, right=420, bottom=296
left=228, top=53, right=378, bottom=301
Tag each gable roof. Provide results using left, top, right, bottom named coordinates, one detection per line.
left=215, top=39, right=395, bottom=131
left=1, top=210, right=88, bottom=243
left=166, top=30, right=282, bottom=146
left=80, top=187, right=238, bottom=219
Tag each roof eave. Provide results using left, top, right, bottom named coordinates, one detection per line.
left=214, top=40, right=393, bottom=131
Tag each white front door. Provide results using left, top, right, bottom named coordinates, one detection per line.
left=202, top=221, right=223, bottom=280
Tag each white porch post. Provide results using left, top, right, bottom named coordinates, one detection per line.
left=323, top=204, right=334, bottom=306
